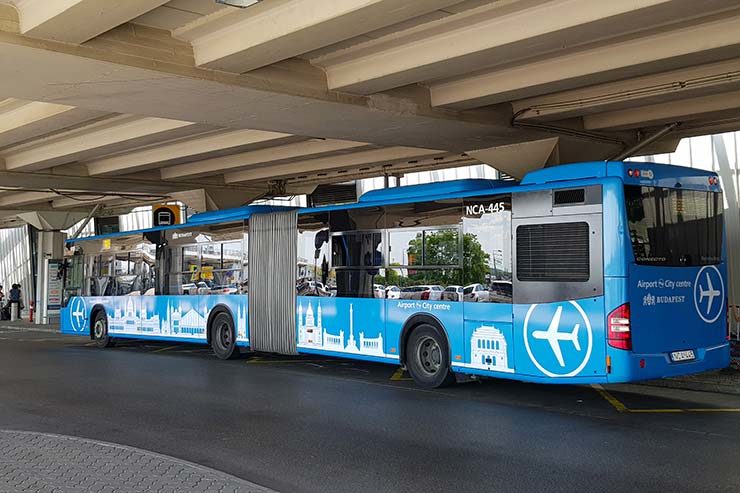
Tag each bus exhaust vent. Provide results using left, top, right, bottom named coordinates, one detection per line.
left=553, top=188, right=585, bottom=206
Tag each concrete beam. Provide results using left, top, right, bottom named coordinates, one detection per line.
left=511, top=57, right=740, bottom=122
left=15, top=0, right=169, bottom=44
left=0, top=99, right=74, bottom=134
left=0, top=191, right=55, bottom=207
left=0, top=33, right=520, bottom=152
left=2, top=115, right=197, bottom=171
left=467, top=138, right=559, bottom=179
left=174, top=0, right=460, bottom=73
left=317, top=0, right=677, bottom=94
left=430, top=10, right=740, bottom=109
left=169, top=187, right=264, bottom=212
left=16, top=210, right=89, bottom=230
left=85, top=129, right=292, bottom=176
left=0, top=104, right=110, bottom=149
left=583, top=89, right=740, bottom=130
left=0, top=169, right=260, bottom=196
left=160, top=138, right=370, bottom=180
left=224, top=146, right=444, bottom=184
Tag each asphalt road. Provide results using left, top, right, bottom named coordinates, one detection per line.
left=1, top=328, right=739, bottom=492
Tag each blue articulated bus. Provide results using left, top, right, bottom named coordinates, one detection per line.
left=60, top=161, right=730, bottom=387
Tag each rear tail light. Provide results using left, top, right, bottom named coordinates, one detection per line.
left=421, top=290, right=430, bottom=300
left=608, top=303, right=632, bottom=350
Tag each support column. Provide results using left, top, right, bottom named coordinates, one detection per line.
left=34, top=230, right=65, bottom=325
left=713, top=135, right=740, bottom=340
left=17, top=211, right=88, bottom=325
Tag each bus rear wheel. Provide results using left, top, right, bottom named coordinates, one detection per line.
left=92, top=310, right=114, bottom=348
left=406, top=323, right=455, bottom=388
left=210, top=312, right=239, bottom=360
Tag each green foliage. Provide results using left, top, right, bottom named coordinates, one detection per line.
left=398, top=230, right=490, bottom=286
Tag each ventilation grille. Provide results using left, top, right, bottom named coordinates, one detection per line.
left=517, top=222, right=590, bottom=282
left=310, top=184, right=358, bottom=206
left=553, top=188, right=585, bottom=206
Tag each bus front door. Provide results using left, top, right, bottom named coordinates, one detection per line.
left=460, top=195, right=515, bottom=374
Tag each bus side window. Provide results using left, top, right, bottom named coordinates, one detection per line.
left=297, top=212, right=331, bottom=297
left=329, top=207, right=384, bottom=298
left=383, top=199, right=463, bottom=302
left=462, top=195, right=512, bottom=303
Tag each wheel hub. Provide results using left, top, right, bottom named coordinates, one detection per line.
left=417, top=336, right=441, bottom=375
left=93, top=320, right=105, bottom=339
left=219, top=323, right=232, bottom=347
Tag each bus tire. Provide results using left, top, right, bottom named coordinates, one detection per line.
left=210, top=312, right=238, bottom=360
left=405, top=323, right=455, bottom=389
left=92, top=310, right=114, bottom=348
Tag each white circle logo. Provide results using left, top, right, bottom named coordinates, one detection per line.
left=69, top=297, right=88, bottom=332
left=523, top=300, right=593, bottom=378
left=693, top=265, right=724, bottom=324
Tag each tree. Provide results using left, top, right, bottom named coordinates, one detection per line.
left=404, top=230, right=489, bottom=286
left=462, top=233, right=490, bottom=285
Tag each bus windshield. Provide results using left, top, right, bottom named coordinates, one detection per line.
left=625, top=185, right=723, bottom=267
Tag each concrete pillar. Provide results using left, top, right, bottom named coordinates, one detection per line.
left=35, top=230, right=65, bottom=325
left=16, top=211, right=88, bottom=325
left=713, top=135, right=740, bottom=339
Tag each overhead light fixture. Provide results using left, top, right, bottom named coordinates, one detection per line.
left=215, top=0, right=260, bottom=7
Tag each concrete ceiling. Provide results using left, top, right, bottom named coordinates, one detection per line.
left=0, top=0, right=739, bottom=227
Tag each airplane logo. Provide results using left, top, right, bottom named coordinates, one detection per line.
left=70, top=297, right=87, bottom=332
left=694, top=266, right=724, bottom=324
left=531, top=306, right=580, bottom=367
left=698, top=273, right=720, bottom=315
left=523, top=300, right=593, bottom=378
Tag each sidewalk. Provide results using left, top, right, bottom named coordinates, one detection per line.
left=0, top=320, right=59, bottom=333
left=642, top=368, right=740, bottom=395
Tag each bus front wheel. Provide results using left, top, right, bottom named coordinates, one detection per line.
left=210, top=312, right=239, bottom=360
left=406, top=323, right=455, bottom=388
left=92, top=310, right=114, bottom=348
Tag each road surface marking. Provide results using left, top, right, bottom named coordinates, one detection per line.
left=592, top=384, right=740, bottom=413
left=591, top=384, right=627, bottom=412
left=150, top=345, right=179, bottom=353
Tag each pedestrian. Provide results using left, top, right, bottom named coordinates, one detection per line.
left=0, top=284, right=4, bottom=304
left=8, top=283, right=23, bottom=311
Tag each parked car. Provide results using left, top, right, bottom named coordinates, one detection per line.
left=400, top=285, right=443, bottom=300
left=181, top=283, right=197, bottom=295
left=442, top=285, right=463, bottom=302
left=385, top=285, right=401, bottom=299
left=463, top=283, right=490, bottom=302
left=488, top=280, right=513, bottom=303
left=373, top=284, right=386, bottom=299
left=296, top=279, right=331, bottom=297
left=211, top=284, right=239, bottom=295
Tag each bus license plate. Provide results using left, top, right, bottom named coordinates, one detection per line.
left=670, top=350, right=696, bottom=362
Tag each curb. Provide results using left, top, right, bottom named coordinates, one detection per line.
left=641, top=369, right=740, bottom=396
left=0, top=324, right=59, bottom=334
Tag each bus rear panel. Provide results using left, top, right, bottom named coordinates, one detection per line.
left=607, top=165, right=729, bottom=382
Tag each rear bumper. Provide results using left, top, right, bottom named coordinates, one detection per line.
left=606, top=342, right=730, bottom=383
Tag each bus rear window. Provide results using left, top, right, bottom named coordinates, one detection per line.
left=625, top=185, right=723, bottom=266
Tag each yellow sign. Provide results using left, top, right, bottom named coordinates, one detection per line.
left=201, top=265, right=214, bottom=281
left=189, top=264, right=199, bottom=281
left=102, top=239, right=111, bottom=250
left=153, top=204, right=181, bottom=226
